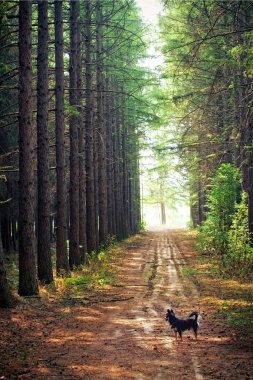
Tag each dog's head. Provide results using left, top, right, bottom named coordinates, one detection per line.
left=165, top=308, right=175, bottom=321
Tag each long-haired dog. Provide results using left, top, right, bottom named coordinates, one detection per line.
left=165, top=309, right=199, bottom=340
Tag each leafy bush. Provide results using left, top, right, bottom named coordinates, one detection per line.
left=198, top=164, right=241, bottom=255
left=197, top=164, right=253, bottom=280
left=225, top=192, right=253, bottom=279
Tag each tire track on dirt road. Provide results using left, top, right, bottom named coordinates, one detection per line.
left=2, top=229, right=253, bottom=379
left=94, top=228, right=204, bottom=379
left=130, top=229, right=204, bottom=380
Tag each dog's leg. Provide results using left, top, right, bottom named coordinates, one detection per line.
left=179, top=331, right=183, bottom=341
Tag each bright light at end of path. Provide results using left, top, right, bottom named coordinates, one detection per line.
left=135, top=0, right=163, bottom=24
left=143, top=204, right=190, bottom=229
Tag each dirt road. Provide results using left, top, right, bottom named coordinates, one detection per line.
left=1, top=229, right=252, bottom=379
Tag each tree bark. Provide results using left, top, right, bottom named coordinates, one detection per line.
left=114, top=90, right=124, bottom=240
left=96, top=0, right=108, bottom=245
left=77, top=8, right=87, bottom=262
left=0, top=223, right=13, bottom=307
left=54, top=0, right=69, bottom=275
left=37, top=0, right=53, bottom=284
left=85, top=0, right=97, bottom=253
left=69, top=0, right=80, bottom=267
left=105, top=79, right=114, bottom=236
left=18, top=0, right=38, bottom=296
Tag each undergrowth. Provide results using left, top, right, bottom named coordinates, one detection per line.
left=176, top=229, right=253, bottom=338
left=197, top=164, right=253, bottom=281
left=5, top=234, right=131, bottom=299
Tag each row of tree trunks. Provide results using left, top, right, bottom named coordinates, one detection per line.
left=0, top=0, right=143, bottom=300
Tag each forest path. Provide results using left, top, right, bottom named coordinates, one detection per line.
left=1, top=229, right=252, bottom=379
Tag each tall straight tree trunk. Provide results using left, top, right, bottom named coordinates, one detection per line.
left=69, top=0, right=80, bottom=267
left=160, top=202, right=166, bottom=225
left=114, top=90, right=124, bottom=240
left=0, top=225, right=13, bottom=307
left=85, top=0, right=97, bottom=253
left=247, top=121, right=253, bottom=236
left=133, top=137, right=141, bottom=232
left=37, top=0, right=53, bottom=284
left=77, top=9, right=87, bottom=262
left=129, top=139, right=135, bottom=234
left=128, top=133, right=141, bottom=233
left=105, top=79, right=114, bottom=236
left=110, top=84, right=117, bottom=236
left=54, top=0, right=69, bottom=275
left=93, top=96, right=99, bottom=252
left=96, top=0, right=108, bottom=245
left=121, top=97, right=130, bottom=237
left=18, top=1, right=38, bottom=296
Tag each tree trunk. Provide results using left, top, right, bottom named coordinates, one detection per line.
left=105, top=80, right=114, bottom=236
left=85, top=0, right=97, bottom=253
left=121, top=98, right=130, bottom=237
left=37, top=0, right=53, bottom=284
left=96, top=0, right=108, bottom=245
left=0, top=223, right=13, bottom=307
left=18, top=0, right=38, bottom=296
left=77, top=10, right=87, bottom=262
left=69, top=0, right=80, bottom=267
left=11, top=219, right=18, bottom=251
left=54, top=0, right=69, bottom=275
left=114, top=90, right=124, bottom=240
left=161, top=202, right=166, bottom=225
left=94, top=100, right=99, bottom=252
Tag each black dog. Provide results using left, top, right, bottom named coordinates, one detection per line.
left=165, top=309, right=199, bottom=340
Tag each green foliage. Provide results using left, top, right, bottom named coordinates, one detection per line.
left=99, top=235, right=117, bottom=251
left=224, top=193, right=253, bottom=279
left=158, top=1, right=253, bottom=233
left=198, top=166, right=253, bottom=280
left=61, top=235, right=124, bottom=294
left=138, top=219, right=147, bottom=231
left=198, top=164, right=241, bottom=255
left=64, top=100, right=80, bottom=117
left=182, top=267, right=197, bottom=277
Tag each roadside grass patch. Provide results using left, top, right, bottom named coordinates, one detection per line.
left=50, top=243, right=125, bottom=297
left=172, top=229, right=253, bottom=338
left=5, top=233, right=145, bottom=301
left=182, top=267, right=198, bottom=277
left=44, top=234, right=145, bottom=298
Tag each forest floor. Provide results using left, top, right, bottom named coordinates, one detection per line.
left=1, top=228, right=253, bottom=379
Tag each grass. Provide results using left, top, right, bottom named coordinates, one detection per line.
left=182, top=267, right=198, bottom=277
left=4, top=235, right=130, bottom=300
left=44, top=242, right=125, bottom=298
left=173, top=229, right=253, bottom=338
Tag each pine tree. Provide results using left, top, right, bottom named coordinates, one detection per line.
left=18, top=0, right=38, bottom=296
left=54, top=0, right=69, bottom=275
left=37, top=0, right=53, bottom=284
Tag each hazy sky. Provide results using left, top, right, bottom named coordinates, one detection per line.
left=135, top=0, right=163, bottom=24
left=135, top=0, right=164, bottom=70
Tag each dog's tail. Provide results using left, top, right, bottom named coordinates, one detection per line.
left=189, top=311, right=199, bottom=321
